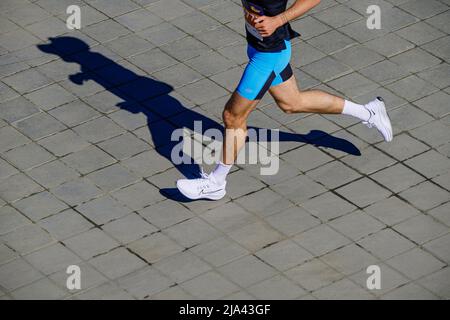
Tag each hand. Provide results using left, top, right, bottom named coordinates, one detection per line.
left=254, top=15, right=283, bottom=37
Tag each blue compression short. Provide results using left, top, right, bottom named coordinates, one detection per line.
left=236, top=40, right=293, bottom=101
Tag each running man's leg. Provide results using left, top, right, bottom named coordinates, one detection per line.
left=269, top=75, right=393, bottom=141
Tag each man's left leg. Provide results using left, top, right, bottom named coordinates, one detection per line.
left=269, top=75, right=393, bottom=142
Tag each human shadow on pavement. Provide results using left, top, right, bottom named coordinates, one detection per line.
left=38, top=37, right=360, bottom=201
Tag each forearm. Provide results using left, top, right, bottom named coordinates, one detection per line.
left=278, top=0, right=321, bottom=24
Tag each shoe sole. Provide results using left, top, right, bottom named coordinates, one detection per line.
left=376, top=97, right=393, bottom=142
left=177, top=182, right=226, bottom=201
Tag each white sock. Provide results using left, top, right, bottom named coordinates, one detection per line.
left=210, top=161, right=232, bottom=184
left=342, top=100, right=371, bottom=122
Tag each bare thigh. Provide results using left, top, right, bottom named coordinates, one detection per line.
left=223, top=91, right=260, bottom=126
left=268, top=75, right=299, bottom=111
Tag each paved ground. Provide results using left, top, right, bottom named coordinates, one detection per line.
left=0, top=0, right=449, bottom=300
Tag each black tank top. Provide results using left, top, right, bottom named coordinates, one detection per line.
left=242, top=0, right=300, bottom=52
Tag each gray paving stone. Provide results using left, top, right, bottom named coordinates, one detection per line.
left=386, top=248, right=445, bottom=280
left=381, top=282, right=437, bottom=300
left=0, top=96, right=40, bottom=124
left=423, top=233, right=450, bottom=264
left=307, top=30, right=355, bottom=55
left=200, top=202, right=257, bottom=234
left=28, top=160, right=80, bottom=189
left=302, top=56, right=352, bottom=82
left=0, top=173, right=43, bottom=203
left=0, top=243, right=17, bottom=265
left=307, top=160, right=362, bottom=189
left=288, top=258, right=343, bottom=294
left=422, top=36, right=450, bottom=61
left=48, top=100, right=100, bottom=127
left=256, top=239, right=313, bottom=271
left=102, top=213, right=157, bottom=244
left=13, top=191, right=67, bottom=222
left=51, top=178, right=102, bottom=206
left=387, top=76, right=439, bottom=102
left=248, top=274, right=306, bottom=300
left=137, top=22, right=187, bottom=46
left=139, top=199, right=193, bottom=229
left=313, top=278, right=375, bottom=300
left=116, top=266, right=173, bottom=299
left=399, top=0, right=448, bottom=19
left=61, top=146, right=116, bottom=175
left=0, top=258, right=43, bottom=291
left=336, top=177, right=392, bottom=207
left=171, top=11, right=219, bottom=34
left=164, top=217, right=220, bottom=248
left=177, top=78, right=228, bottom=105
left=38, top=209, right=93, bottom=241
left=128, top=232, right=183, bottom=263
left=272, top=174, right=327, bottom=204
left=115, top=9, right=162, bottom=32
left=234, top=187, right=293, bottom=217
left=97, top=133, right=150, bottom=161
left=185, top=51, right=237, bottom=77
left=428, top=202, right=450, bottom=227
left=293, top=224, right=350, bottom=256
left=14, top=112, right=66, bottom=140
left=153, top=251, right=212, bottom=283
left=2, top=224, right=54, bottom=255
left=0, top=126, right=30, bottom=152
left=266, top=206, right=321, bottom=237
left=3, top=68, right=52, bottom=94
left=0, top=205, right=30, bottom=235
left=87, top=164, right=139, bottom=192
left=218, top=255, right=277, bottom=288
left=405, top=150, right=450, bottom=179
left=396, top=21, right=446, bottom=46
left=360, top=60, right=411, bottom=86
left=38, top=130, right=90, bottom=157
left=377, top=133, right=430, bottom=161
left=349, top=262, right=409, bottom=297
left=358, top=228, right=416, bottom=260
left=394, top=214, right=449, bottom=245
left=365, top=33, right=415, bottom=58
left=128, top=48, right=178, bottom=74
left=73, top=116, right=125, bottom=144
left=181, top=270, right=240, bottom=299
left=49, top=261, right=107, bottom=294
left=64, top=228, right=119, bottom=260
left=3, top=143, right=55, bottom=171
left=0, top=157, right=18, bottom=180
left=147, top=0, right=194, bottom=21
left=417, top=267, right=450, bottom=299
left=228, top=221, right=284, bottom=252
left=74, top=282, right=134, bottom=300
left=25, top=243, right=81, bottom=275
left=390, top=104, right=435, bottom=132
left=76, top=195, right=132, bottom=226
left=189, top=236, right=248, bottom=268
left=371, top=163, right=425, bottom=193
left=153, top=63, right=203, bottom=88
left=224, top=170, right=266, bottom=199
left=111, top=180, right=164, bottom=211
left=84, top=19, right=131, bottom=43
left=321, top=244, right=379, bottom=276
left=414, top=91, right=450, bottom=118
left=426, top=10, right=450, bottom=34
left=329, top=210, right=386, bottom=241
left=89, top=247, right=146, bottom=280
left=391, top=48, right=442, bottom=74
left=411, top=120, right=450, bottom=148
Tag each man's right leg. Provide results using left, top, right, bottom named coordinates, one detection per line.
left=269, top=75, right=393, bottom=142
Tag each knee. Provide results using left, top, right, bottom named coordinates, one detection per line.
left=278, top=93, right=307, bottom=114
left=222, top=109, right=245, bottom=128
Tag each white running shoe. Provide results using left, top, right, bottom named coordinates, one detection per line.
left=176, top=171, right=226, bottom=200
left=363, top=97, right=393, bottom=142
